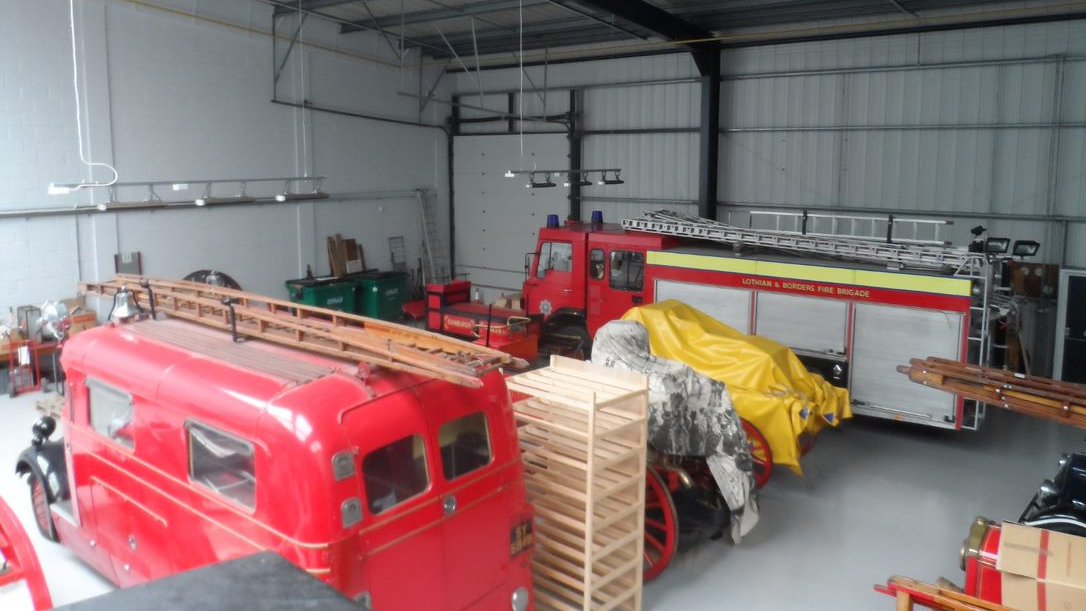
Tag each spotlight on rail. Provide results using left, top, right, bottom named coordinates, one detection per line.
left=597, top=170, right=624, bottom=186
left=984, top=237, right=1010, bottom=255
left=526, top=173, right=557, bottom=189
left=1012, top=240, right=1040, bottom=258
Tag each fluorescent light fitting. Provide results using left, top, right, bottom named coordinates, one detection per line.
left=504, top=170, right=515, bottom=178
left=275, top=192, right=330, bottom=202
left=171, top=183, right=189, bottom=191
left=102, top=200, right=169, bottom=211
left=196, top=196, right=256, bottom=207
left=48, top=182, right=79, bottom=195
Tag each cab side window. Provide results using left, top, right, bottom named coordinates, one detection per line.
left=363, top=435, right=429, bottom=514
left=187, top=422, right=256, bottom=509
left=439, top=412, right=492, bottom=480
left=87, top=380, right=134, bottom=450
left=610, top=250, right=645, bottom=292
left=536, top=242, right=573, bottom=278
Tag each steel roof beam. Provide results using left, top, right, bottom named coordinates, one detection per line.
left=274, top=0, right=358, bottom=16
left=343, top=0, right=550, bottom=33
left=549, top=0, right=718, bottom=71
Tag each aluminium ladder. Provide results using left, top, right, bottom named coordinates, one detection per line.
left=622, top=209, right=985, bottom=273
left=418, top=189, right=451, bottom=284
left=737, top=209, right=952, bottom=246
left=81, top=275, right=526, bottom=388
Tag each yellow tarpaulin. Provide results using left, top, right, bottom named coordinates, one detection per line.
left=621, top=300, right=852, bottom=474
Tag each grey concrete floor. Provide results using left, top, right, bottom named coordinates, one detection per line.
left=1, top=390, right=1081, bottom=609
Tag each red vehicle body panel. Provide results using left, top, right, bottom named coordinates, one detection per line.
left=52, top=320, right=533, bottom=610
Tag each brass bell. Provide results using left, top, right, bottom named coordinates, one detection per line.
left=110, top=287, right=142, bottom=322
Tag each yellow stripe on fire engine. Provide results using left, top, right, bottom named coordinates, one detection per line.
left=647, top=251, right=973, bottom=297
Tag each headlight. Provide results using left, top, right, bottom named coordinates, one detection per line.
left=1039, top=479, right=1060, bottom=500
left=1058, top=453, right=1071, bottom=470
left=511, top=586, right=530, bottom=611
left=961, top=516, right=993, bottom=571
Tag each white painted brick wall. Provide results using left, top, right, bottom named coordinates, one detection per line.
left=0, top=0, right=450, bottom=316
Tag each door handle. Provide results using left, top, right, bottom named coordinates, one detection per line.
left=443, top=495, right=457, bottom=516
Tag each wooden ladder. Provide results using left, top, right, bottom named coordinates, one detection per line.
left=81, top=275, right=528, bottom=388
left=899, top=356, right=1086, bottom=429
left=875, top=576, right=1012, bottom=611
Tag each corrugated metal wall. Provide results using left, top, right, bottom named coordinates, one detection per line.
left=454, top=20, right=1086, bottom=266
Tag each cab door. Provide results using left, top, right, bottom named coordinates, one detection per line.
left=79, top=379, right=152, bottom=586
left=523, top=238, right=584, bottom=319
left=417, top=380, right=528, bottom=611
left=587, top=247, right=648, bottom=334
left=346, top=402, right=445, bottom=610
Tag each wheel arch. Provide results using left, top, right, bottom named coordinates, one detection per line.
left=16, top=441, right=69, bottom=504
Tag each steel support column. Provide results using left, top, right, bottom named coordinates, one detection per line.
left=696, top=50, right=721, bottom=220
left=568, top=89, right=583, bottom=221
left=448, top=96, right=460, bottom=276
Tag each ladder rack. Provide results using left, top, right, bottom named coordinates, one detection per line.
left=622, top=209, right=985, bottom=273
left=81, top=275, right=527, bottom=388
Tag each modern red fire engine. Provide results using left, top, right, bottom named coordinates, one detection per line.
left=16, top=277, right=534, bottom=611
left=428, top=209, right=993, bottom=431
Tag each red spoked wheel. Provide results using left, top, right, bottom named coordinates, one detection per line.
left=741, top=419, right=773, bottom=489
left=29, top=474, right=57, bottom=542
left=643, top=468, right=678, bottom=582
left=0, top=496, right=53, bottom=610
left=798, top=432, right=816, bottom=457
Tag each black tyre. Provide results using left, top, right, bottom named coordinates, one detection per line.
left=554, top=324, right=592, bottom=360
left=29, top=472, right=58, bottom=542
left=1022, top=512, right=1086, bottom=538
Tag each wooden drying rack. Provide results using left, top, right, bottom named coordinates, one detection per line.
left=898, top=357, right=1086, bottom=429
left=508, top=356, right=649, bottom=611
left=81, top=275, right=527, bottom=388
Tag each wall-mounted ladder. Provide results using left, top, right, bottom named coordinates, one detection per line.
left=81, top=275, right=526, bottom=388
left=418, top=189, right=450, bottom=284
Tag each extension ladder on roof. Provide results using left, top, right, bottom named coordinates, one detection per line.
left=81, top=275, right=526, bottom=388
left=622, top=209, right=986, bottom=274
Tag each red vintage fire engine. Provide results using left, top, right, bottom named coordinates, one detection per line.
left=15, top=278, right=534, bottom=611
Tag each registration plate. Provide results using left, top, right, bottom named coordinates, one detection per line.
left=510, top=521, right=533, bottom=557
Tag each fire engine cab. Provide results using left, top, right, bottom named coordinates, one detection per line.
left=16, top=277, right=534, bottom=611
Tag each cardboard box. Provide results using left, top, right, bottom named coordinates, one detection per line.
left=998, top=522, right=1086, bottom=610
left=67, top=313, right=98, bottom=336
left=60, top=296, right=87, bottom=315
left=493, top=292, right=523, bottom=310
